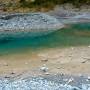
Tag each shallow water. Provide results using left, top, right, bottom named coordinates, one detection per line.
left=0, top=22, right=90, bottom=55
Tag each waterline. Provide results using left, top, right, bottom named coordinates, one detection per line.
left=0, top=23, right=90, bottom=55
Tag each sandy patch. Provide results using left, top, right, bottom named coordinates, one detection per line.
left=0, top=46, right=90, bottom=77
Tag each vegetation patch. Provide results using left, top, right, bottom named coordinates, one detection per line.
left=0, top=0, right=90, bottom=12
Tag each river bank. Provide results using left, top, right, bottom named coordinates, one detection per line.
left=0, top=19, right=90, bottom=78
left=0, top=5, right=90, bottom=89
left=0, top=46, right=90, bottom=90
left=0, top=46, right=90, bottom=76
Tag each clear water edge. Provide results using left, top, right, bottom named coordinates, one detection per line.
left=0, top=22, right=90, bottom=55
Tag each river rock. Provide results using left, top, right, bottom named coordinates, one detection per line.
left=87, top=76, right=90, bottom=80
left=40, top=64, right=48, bottom=72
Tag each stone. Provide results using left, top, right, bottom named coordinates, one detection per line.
left=87, top=76, right=90, bottom=80
left=67, top=77, right=74, bottom=84
left=41, top=58, right=48, bottom=62
left=78, top=74, right=83, bottom=77
left=45, top=72, right=50, bottom=75
left=10, top=72, right=16, bottom=75
left=81, top=60, right=87, bottom=63
left=63, top=78, right=68, bottom=82
left=40, top=64, right=48, bottom=72
left=60, top=73, right=64, bottom=76
left=4, top=76, right=10, bottom=78
left=57, top=67, right=61, bottom=69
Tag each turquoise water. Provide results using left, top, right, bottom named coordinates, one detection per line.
left=0, top=23, right=90, bottom=54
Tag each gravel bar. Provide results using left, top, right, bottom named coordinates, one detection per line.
left=0, top=74, right=90, bottom=90
left=0, top=13, right=64, bottom=38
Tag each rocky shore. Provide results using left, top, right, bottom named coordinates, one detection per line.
left=0, top=46, right=90, bottom=90
left=0, top=73, right=90, bottom=90
left=0, top=13, right=64, bottom=38
left=48, top=5, right=90, bottom=24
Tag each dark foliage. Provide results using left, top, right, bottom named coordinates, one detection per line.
left=19, top=0, right=90, bottom=8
